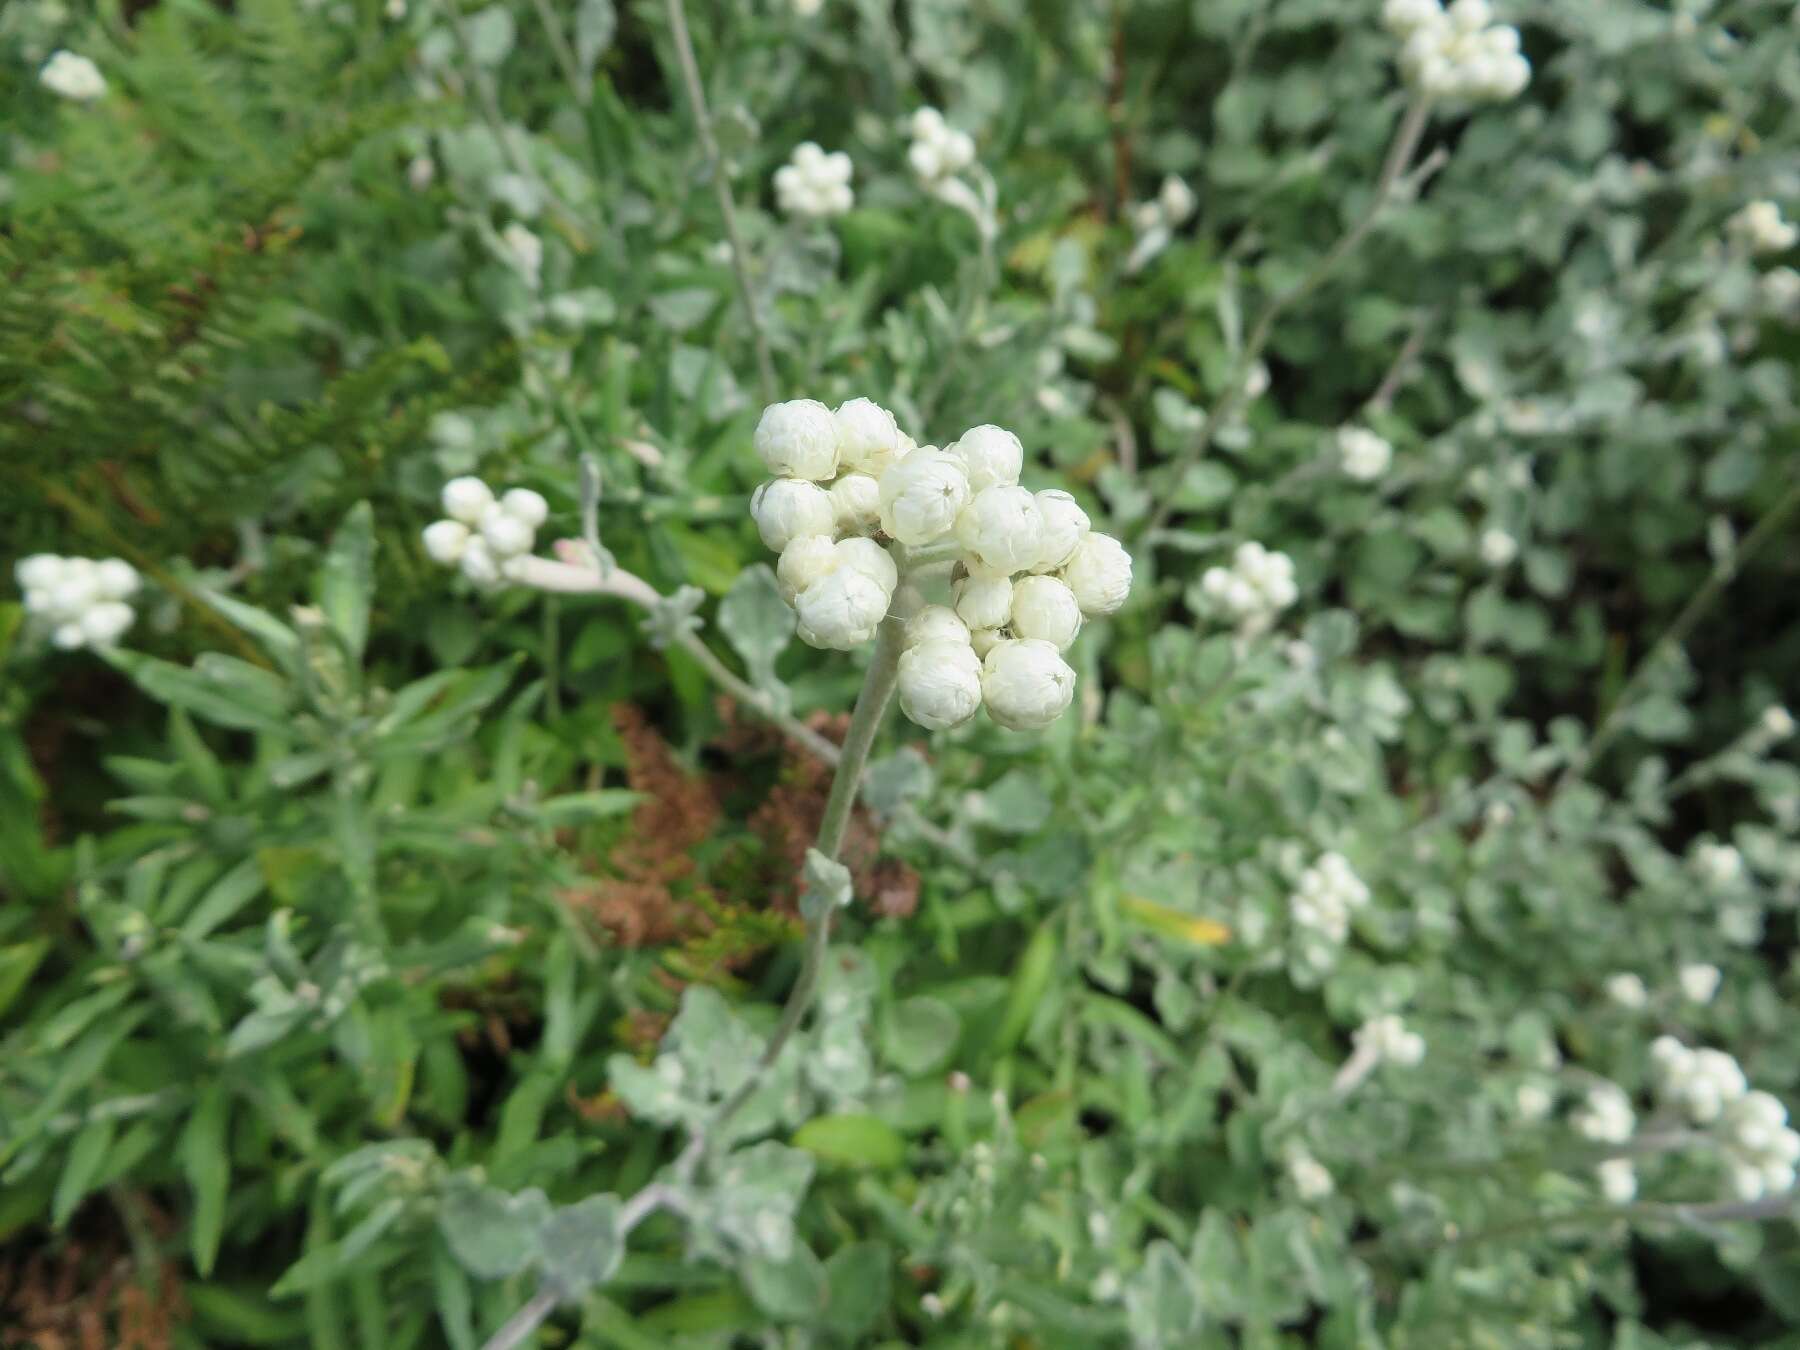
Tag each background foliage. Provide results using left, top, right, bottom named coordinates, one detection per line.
left=3, top=0, right=1799, bottom=1345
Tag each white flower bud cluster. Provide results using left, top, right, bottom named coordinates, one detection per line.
left=750, top=398, right=1132, bottom=732
left=1572, top=1082, right=1635, bottom=1144
left=1289, top=853, right=1370, bottom=972
left=1478, top=527, right=1518, bottom=567
left=40, top=50, right=107, bottom=102
left=1195, top=542, right=1298, bottom=633
left=1650, top=1037, right=1746, bottom=1125
left=1385, top=0, right=1530, bottom=102
left=1515, top=1080, right=1555, bottom=1122
left=1720, top=1091, right=1800, bottom=1201
left=1692, top=840, right=1745, bottom=888
left=1727, top=201, right=1798, bottom=257
left=775, top=142, right=855, bottom=221
left=1354, top=1014, right=1425, bottom=1068
left=1759, top=705, right=1795, bottom=742
left=14, top=555, right=140, bottom=649
left=1762, top=267, right=1800, bottom=318
left=906, top=108, right=976, bottom=186
left=500, top=223, right=544, bottom=289
left=1131, top=175, right=1197, bottom=236
left=1287, top=1149, right=1335, bottom=1201
left=1604, top=973, right=1648, bottom=1010
left=1596, top=1157, right=1638, bottom=1204
left=1337, top=425, right=1394, bottom=481
left=1679, top=962, right=1721, bottom=1004
left=421, top=477, right=549, bottom=589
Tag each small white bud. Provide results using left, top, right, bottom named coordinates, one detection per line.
left=795, top=568, right=890, bottom=649
left=898, top=640, right=984, bottom=730
left=1030, top=489, right=1090, bottom=572
left=752, top=478, right=837, bottom=552
left=1605, top=973, right=1647, bottom=1010
left=955, top=485, right=1045, bottom=575
left=1596, top=1158, right=1637, bottom=1205
left=776, top=535, right=839, bottom=603
left=1479, top=527, right=1518, bottom=567
left=828, top=473, right=882, bottom=535
left=1337, top=426, right=1394, bottom=481
left=442, top=476, right=495, bottom=525
left=1060, top=533, right=1133, bottom=618
left=93, top=559, right=141, bottom=601
left=479, top=504, right=536, bottom=559
left=968, top=627, right=1003, bottom=658
left=905, top=604, right=971, bottom=649
left=15, top=555, right=65, bottom=591
left=1762, top=706, right=1795, bottom=740
left=1679, top=963, right=1721, bottom=1004
left=878, top=448, right=971, bottom=545
left=79, top=602, right=134, bottom=647
left=500, top=487, right=549, bottom=528
left=40, top=50, right=107, bottom=102
left=422, top=520, right=471, bottom=566
left=954, top=573, right=1014, bottom=630
left=947, top=424, right=1024, bottom=493
left=832, top=537, right=898, bottom=594
left=460, top=538, right=501, bottom=587
left=755, top=399, right=841, bottom=481
left=833, top=399, right=904, bottom=475
left=981, top=639, right=1076, bottom=731
left=1009, top=575, right=1082, bottom=651
left=52, top=622, right=87, bottom=649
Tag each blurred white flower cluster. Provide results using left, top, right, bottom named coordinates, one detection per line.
left=905, top=108, right=975, bottom=188
left=775, top=142, right=855, bottom=221
left=1126, top=175, right=1197, bottom=272
left=1194, top=542, right=1298, bottom=633
left=14, top=555, right=140, bottom=649
left=421, top=477, right=549, bottom=588
left=1353, top=1014, right=1426, bottom=1068
left=750, top=398, right=1132, bottom=732
left=1651, top=1038, right=1800, bottom=1200
left=1727, top=200, right=1797, bottom=257
left=1336, top=425, right=1394, bottom=481
left=1289, top=852, right=1371, bottom=971
left=40, top=50, right=106, bottom=101
left=1384, top=0, right=1531, bottom=102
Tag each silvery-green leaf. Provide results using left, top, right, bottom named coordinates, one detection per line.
left=464, top=5, right=516, bottom=64
left=437, top=1182, right=550, bottom=1280
left=879, top=996, right=960, bottom=1076
left=1122, top=1240, right=1204, bottom=1349
left=537, top=1194, right=622, bottom=1296
left=574, top=0, right=615, bottom=76
left=742, top=1238, right=828, bottom=1324
left=718, top=565, right=793, bottom=696
left=859, top=748, right=933, bottom=818
left=799, top=849, right=853, bottom=924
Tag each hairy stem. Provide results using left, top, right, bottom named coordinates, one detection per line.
left=1140, top=95, right=1432, bottom=543
left=478, top=1286, right=559, bottom=1350
left=663, top=0, right=777, bottom=403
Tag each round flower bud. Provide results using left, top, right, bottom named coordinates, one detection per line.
left=878, top=448, right=971, bottom=545
left=955, top=485, right=1044, bottom=574
left=1031, top=490, right=1090, bottom=572
left=422, top=520, right=471, bottom=565
left=898, top=640, right=983, bottom=730
left=752, top=478, right=837, bottom=552
left=754, top=399, right=840, bottom=481
left=954, top=573, right=1014, bottom=630
left=833, top=536, right=899, bottom=594
left=442, top=476, right=494, bottom=525
left=905, top=604, right=970, bottom=649
left=460, top=538, right=501, bottom=587
left=479, top=504, right=536, bottom=558
left=828, top=473, right=882, bottom=535
left=80, top=601, right=134, bottom=646
left=1010, top=575, right=1082, bottom=651
left=15, top=555, right=65, bottom=591
left=51, top=571, right=98, bottom=616
left=776, top=535, right=838, bottom=603
left=1060, top=532, right=1133, bottom=617
left=500, top=487, right=549, bottom=528
left=52, top=623, right=87, bottom=650
left=981, top=639, right=1076, bottom=731
left=795, top=567, right=890, bottom=649
left=947, top=424, right=1024, bottom=493
left=968, top=626, right=1003, bottom=659
left=834, top=398, right=904, bottom=475
left=93, top=559, right=141, bottom=600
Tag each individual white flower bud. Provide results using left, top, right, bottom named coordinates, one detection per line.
left=832, top=537, right=898, bottom=594
left=479, top=504, right=536, bottom=558
left=898, top=640, right=983, bottom=730
left=1157, top=175, right=1197, bottom=225
left=501, top=223, right=544, bottom=287
left=1382, top=0, right=1442, bottom=35
left=1479, top=527, right=1517, bottom=567
left=754, top=399, right=841, bottom=480
left=15, top=555, right=65, bottom=591
left=1762, top=706, right=1796, bottom=740
left=1515, top=1081, right=1554, bottom=1122
left=905, top=604, right=970, bottom=649
left=1605, top=974, right=1648, bottom=1010
left=51, top=570, right=98, bottom=616
left=955, top=485, right=1044, bottom=575
left=1288, top=1151, right=1334, bottom=1201
left=1679, top=963, right=1721, bottom=1004
left=442, top=476, right=495, bottom=525
left=947, top=425, right=1024, bottom=493
left=500, top=487, right=549, bottom=528
left=981, top=639, right=1076, bottom=731
left=40, top=50, right=107, bottom=101
left=1009, top=576, right=1082, bottom=651
left=422, top=520, right=471, bottom=565
left=954, top=573, right=1014, bottom=630
left=776, top=535, right=838, bottom=603
left=79, top=601, right=134, bottom=646
left=968, top=627, right=1003, bottom=658
left=90, top=559, right=140, bottom=601
left=795, top=568, right=890, bottom=649
left=834, top=399, right=904, bottom=475
left=752, top=478, right=837, bottom=552
left=828, top=473, right=882, bottom=535
left=1337, top=426, right=1393, bottom=481
left=1596, top=1159, right=1637, bottom=1205
left=1031, top=489, right=1090, bottom=572
left=52, top=623, right=87, bottom=649
left=1061, top=532, right=1133, bottom=618
left=878, top=448, right=971, bottom=544
left=460, top=538, right=501, bottom=587
left=1447, top=0, right=1489, bottom=30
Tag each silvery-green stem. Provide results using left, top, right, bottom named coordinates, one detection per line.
left=478, top=1286, right=559, bottom=1350
left=663, top=0, right=777, bottom=403
left=1140, top=94, right=1433, bottom=544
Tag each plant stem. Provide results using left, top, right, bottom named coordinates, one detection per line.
left=479, top=1286, right=559, bottom=1350
left=1139, top=95, right=1432, bottom=543
left=526, top=0, right=590, bottom=107
left=1557, top=475, right=1800, bottom=790
left=663, top=0, right=777, bottom=404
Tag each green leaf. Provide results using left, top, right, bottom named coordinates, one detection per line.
left=992, top=924, right=1058, bottom=1055
left=538, top=1194, right=624, bottom=1296
left=822, top=1241, right=891, bottom=1339
left=437, top=1182, right=550, bottom=1280
left=790, top=1115, right=905, bottom=1170
left=880, top=996, right=961, bottom=1076
left=52, top=1117, right=115, bottom=1227
left=0, top=938, right=50, bottom=1020
left=104, top=650, right=293, bottom=733
left=181, top=856, right=267, bottom=940
left=742, top=1239, right=828, bottom=1324
left=531, top=790, right=642, bottom=825
left=316, top=502, right=375, bottom=663
left=717, top=563, right=794, bottom=693
left=272, top=1197, right=406, bottom=1296
left=1123, top=1239, right=1204, bottom=1347
left=181, top=1082, right=232, bottom=1275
